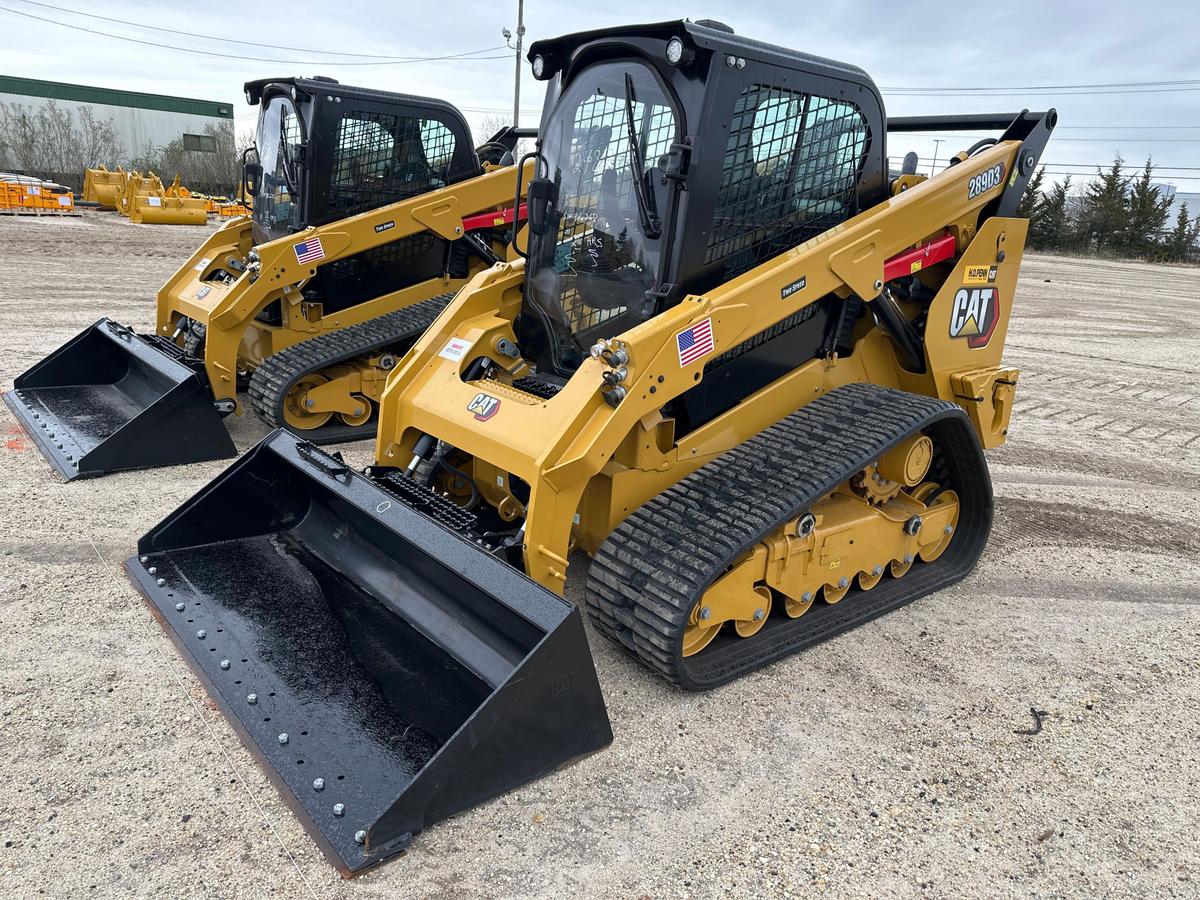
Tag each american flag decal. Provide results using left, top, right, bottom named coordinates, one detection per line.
left=676, top=318, right=714, bottom=367
left=293, top=237, right=326, bottom=265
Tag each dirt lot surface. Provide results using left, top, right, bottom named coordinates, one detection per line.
left=1, top=211, right=1198, bottom=899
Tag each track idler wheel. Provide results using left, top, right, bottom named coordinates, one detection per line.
left=282, top=374, right=333, bottom=430
left=912, top=484, right=960, bottom=562
left=339, top=397, right=373, bottom=428
left=683, top=600, right=721, bottom=657
left=857, top=565, right=885, bottom=590
left=733, top=586, right=772, bottom=639
left=784, top=589, right=814, bottom=619
left=822, top=578, right=851, bottom=604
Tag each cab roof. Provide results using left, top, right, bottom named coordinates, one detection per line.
left=527, top=19, right=877, bottom=92
left=241, top=76, right=468, bottom=122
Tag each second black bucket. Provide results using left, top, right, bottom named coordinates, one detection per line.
left=125, top=430, right=613, bottom=874
left=3, top=318, right=236, bottom=479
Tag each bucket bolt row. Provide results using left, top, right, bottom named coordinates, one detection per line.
left=145, top=559, right=366, bottom=845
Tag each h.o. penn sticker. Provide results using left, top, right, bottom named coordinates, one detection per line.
left=438, top=337, right=472, bottom=362
left=374, top=220, right=395, bottom=234
left=949, top=286, right=1000, bottom=348
left=467, top=392, right=501, bottom=421
left=964, top=265, right=999, bottom=285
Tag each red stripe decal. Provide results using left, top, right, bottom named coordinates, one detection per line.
left=462, top=203, right=528, bottom=232
left=882, top=233, right=957, bottom=282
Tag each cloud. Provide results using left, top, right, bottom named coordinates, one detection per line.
left=2, top=0, right=1196, bottom=186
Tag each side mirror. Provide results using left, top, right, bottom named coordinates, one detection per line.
left=526, top=177, right=557, bottom=237
left=243, top=162, right=263, bottom=198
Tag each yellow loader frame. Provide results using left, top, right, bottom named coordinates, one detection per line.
left=375, top=142, right=1025, bottom=591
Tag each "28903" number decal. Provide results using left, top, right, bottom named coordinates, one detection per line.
left=968, top=163, right=1005, bottom=200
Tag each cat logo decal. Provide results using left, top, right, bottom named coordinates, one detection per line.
left=949, top=287, right=1000, bottom=349
left=467, top=392, right=501, bottom=421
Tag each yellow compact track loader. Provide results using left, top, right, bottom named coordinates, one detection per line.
left=5, top=77, right=532, bottom=479
left=127, top=21, right=1054, bottom=873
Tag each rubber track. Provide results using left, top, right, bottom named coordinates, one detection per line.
left=585, top=382, right=994, bottom=690
left=247, top=293, right=453, bottom=444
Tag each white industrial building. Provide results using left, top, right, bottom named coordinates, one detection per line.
left=0, top=74, right=234, bottom=163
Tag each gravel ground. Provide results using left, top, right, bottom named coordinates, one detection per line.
left=0, top=211, right=1198, bottom=899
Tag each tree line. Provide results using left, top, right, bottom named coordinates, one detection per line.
left=1018, top=156, right=1199, bottom=263
left=0, top=99, right=245, bottom=195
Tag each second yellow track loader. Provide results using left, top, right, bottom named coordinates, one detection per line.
left=127, top=21, right=1054, bottom=873
left=5, top=77, right=531, bottom=479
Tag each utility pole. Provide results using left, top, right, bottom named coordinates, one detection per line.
left=930, top=139, right=945, bottom=175
left=503, top=0, right=526, bottom=127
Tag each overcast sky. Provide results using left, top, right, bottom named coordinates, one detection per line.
left=2, top=0, right=1197, bottom=190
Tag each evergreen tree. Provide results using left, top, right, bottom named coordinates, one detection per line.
left=1016, top=166, right=1045, bottom=219
left=1163, top=202, right=1200, bottom=262
left=1123, top=158, right=1172, bottom=257
left=1030, top=175, right=1071, bottom=250
left=1077, top=156, right=1129, bottom=253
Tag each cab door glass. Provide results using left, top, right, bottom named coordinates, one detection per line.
left=524, top=61, right=678, bottom=364
left=253, top=96, right=303, bottom=238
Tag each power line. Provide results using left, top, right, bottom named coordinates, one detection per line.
left=885, top=86, right=1200, bottom=96
left=458, top=105, right=542, bottom=115
left=895, top=158, right=1200, bottom=182
left=1056, top=125, right=1200, bottom=130
left=9, top=0, right=476, bottom=58
left=0, top=4, right=510, bottom=65
left=902, top=156, right=1200, bottom=172
left=881, top=77, right=1200, bottom=91
left=1040, top=171, right=1200, bottom=181
left=900, top=131, right=1200, bottom=143
left=1036, top=163, right=1200, bottom=171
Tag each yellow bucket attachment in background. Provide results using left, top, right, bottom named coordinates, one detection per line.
left=117, top=171, right=208, bottom=225
left=82, top=165, right=126, bottom=209
left=130, top=194, right=208, bottom=225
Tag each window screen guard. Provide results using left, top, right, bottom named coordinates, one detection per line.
left=328, top=111, right=458, bottom=218
left=706, top=85, right=869, bottom=279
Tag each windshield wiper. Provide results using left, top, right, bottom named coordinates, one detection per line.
left=278, top=107, right=301, bottom=195
left=623, top=72, right=661, bottom=239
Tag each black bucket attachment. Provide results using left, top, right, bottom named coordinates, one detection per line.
left=2, top=318, right=236, bottom=480
left=125, top=430, right=613, bottom=874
